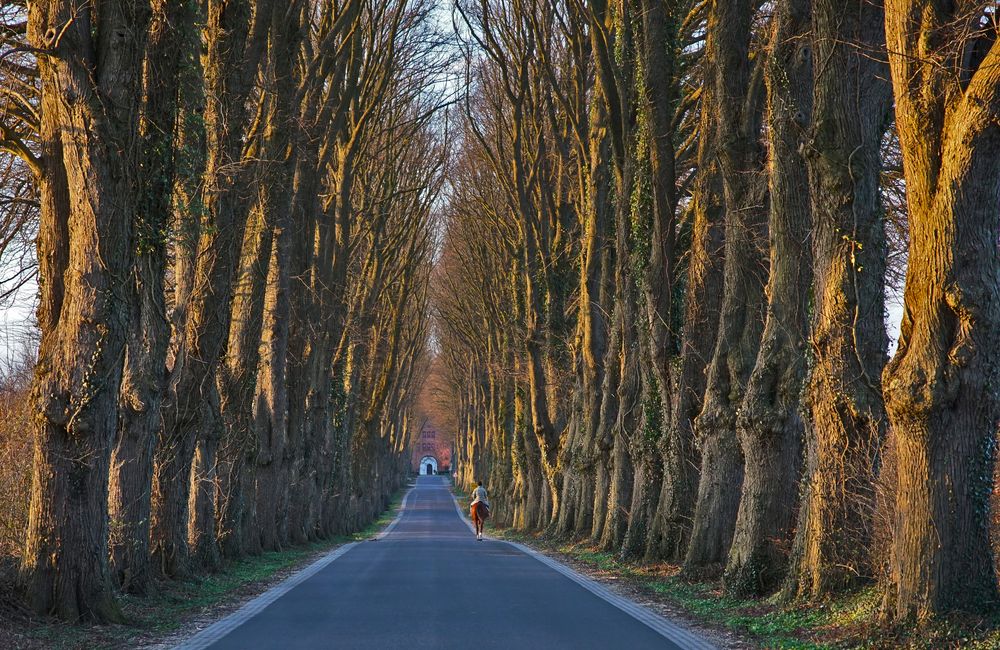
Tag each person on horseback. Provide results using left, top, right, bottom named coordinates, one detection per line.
left=470, top=480, right=490, bottom=540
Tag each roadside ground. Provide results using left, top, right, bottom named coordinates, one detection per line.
left=0, top=491, right=406, bottom=650
left=486, top=523, right=1000, bottom=649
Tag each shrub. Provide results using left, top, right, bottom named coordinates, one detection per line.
left=0, top=359, right=34, bottom=560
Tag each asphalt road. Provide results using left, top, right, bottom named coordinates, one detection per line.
left=193, top=476, right=706, bottom=649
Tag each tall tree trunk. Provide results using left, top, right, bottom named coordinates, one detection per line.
left=882, top=0, right=1000, bottom=619
left=523, top=238, right=561, bottom=519
left=188, top=388, right=221, bottom=569
left=622, top=0, right=679, bottom=562
left=216, top=205, right=273, bottom=558
left=109, top=0, right=192, bottom=595
left=254, top=216, right=294, bottom=551
left=591, top=284, right=621, bottom=544
left=600, top=292, right=638, bottom=551
left=647, top=113, right=725, bottom=564
left=621, top=370, right=663, bottom=560
left=724, top=0, right=812, bottom=596
left=218, top=2, right=304, bottom=557
left=20, top=0, right=147, bottom=622
left=153, top=0, right=274, bottom=577
left=782, top=0, right=891, bottom=600
left=277, top=137, right=322, bottom=547
left=684, top=0, right=768, bottom=578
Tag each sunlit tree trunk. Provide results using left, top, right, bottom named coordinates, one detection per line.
left=882, top=0, right=1000, bottom=619
left=782, top=0, right=891, bottom=600
left=647, top=88, right=725, bottom=564
left=153, top=0, right=274, bottom=577
left=188, top=388, right=221, bottom=569
left=20, top=0, right=148, bottom=622
left=684, top=0, right=768, bottom=578
left=724, top=0, right=812, bottom=596
left=109, top=0, right=193, bottom=595
left=622, top=0, right=680, bottom=562
left=217, top=3, right=304, bottom=557
left=600, top=279, right=638, bottom=551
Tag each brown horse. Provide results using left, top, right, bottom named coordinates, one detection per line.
left=470, top=502, right=489, bottom=540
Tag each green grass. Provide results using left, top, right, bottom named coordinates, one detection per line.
left=2, top=489, right=408, bottom=650
left=560, top=546, right=832, bottom=648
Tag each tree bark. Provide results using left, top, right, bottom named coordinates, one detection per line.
left=20, top=0, right=148, bottom=622
left=724, top=0, right=812, bottom=597
left=109, top=0, right=193, bottom=595
left=684, top=0, right=768, bottom=578
left=783, top=0, right=891, bottom=599
left=882, top=0, right=1000, bottom=619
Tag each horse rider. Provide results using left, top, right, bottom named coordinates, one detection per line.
left=471, top=480, right=490, bottom=511
left=470, top=480, right=490, bottom=539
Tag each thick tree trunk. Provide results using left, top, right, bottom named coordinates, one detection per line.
left=523, top=252, right=561, bottom=519
left=512, top=366, right=547, bottom=530
left=216, top=206, right=273, bottom=558
left=109, top=416, right=158, bottom=595
left=189, top=390, right=221, bottom=569
left=20, top=0, right=146, bottom=622
left=783, top=0, right=891, bottom=600
left=600, top=301, right=638, bottom=551
left=684, top=0, right=768, bottom=579
left=622, top=0, right=679, bottom=561
left=254, top=197, right=295, bottom=551
left=272, top=133, right=323, bottom=547
left=620, top=372, right=663, bottom=560
left=591, top=289, right=621, bottom=544
left=112, top=274, right=169, bottom=592
left=724, top=0, right=812, bottom=597
left=110, top=0, right=193, bottom=594
left=153, top=0, right=274, bottom=576
left=647, top=135, right=725, bottom=563
left=218, top=3, right=304, bottom=557
left=882, top=0, right=1000, bottom=619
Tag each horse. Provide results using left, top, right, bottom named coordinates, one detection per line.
left=470, top=501, right=489, bottom=540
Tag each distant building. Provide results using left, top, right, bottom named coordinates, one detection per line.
left=412, top=425, right=451, bottom=475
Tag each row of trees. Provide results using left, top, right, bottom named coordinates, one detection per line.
left=0, top=0, right=446, bottom=621
left=437, top=0, right=1000, bottom=622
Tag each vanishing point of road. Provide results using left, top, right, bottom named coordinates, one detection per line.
left=177, top=476, right=714, bottom=649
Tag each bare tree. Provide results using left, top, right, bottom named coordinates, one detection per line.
left=152, top=0, right=276, bottom=577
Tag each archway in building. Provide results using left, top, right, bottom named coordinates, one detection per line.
left=419, top=456, right=438, bottom=475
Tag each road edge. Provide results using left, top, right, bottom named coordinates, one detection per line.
left=449, top=487, right=717, bottom=650
left=173, top=485, right=416, bottom=650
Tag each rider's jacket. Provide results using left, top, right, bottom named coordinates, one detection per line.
left=471, top=485, right=489, bottom=507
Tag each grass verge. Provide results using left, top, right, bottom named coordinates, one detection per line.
left=0, top=487, right=409, bottom=650
left=488, top=527, right=1000, bottom=650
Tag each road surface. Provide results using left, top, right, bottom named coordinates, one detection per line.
left=180, top=476, right=711, bottom=649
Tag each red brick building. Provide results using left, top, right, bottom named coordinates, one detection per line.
left=412, top=425, right=451, bottom=475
